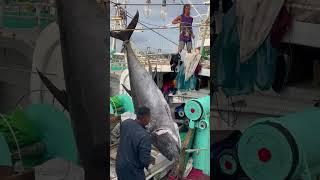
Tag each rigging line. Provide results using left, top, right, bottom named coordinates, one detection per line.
left=15, top=89, right=50, bottom=107
left=109, top=1, right=208, bottom=6
left=0, top=81, right=30, bottom=90
left=125, top=12, right=179, bottom=46
left=133, top=19, right=164, bottom=28
left=0, top=66, right=58, bottom=76
left=115, top=6, right=190, bottom=28
left=186, top=0, right=202, bottom=17
left=114, top=5, right=203, bottom=28
left=112, top=2, right=206, bottom=47
left=112, top=24, right=209, bottom=31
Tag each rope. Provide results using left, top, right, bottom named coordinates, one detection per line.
left=0, top=113, right=23, bottom=170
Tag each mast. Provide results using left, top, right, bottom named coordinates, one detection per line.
left=111, top=0, right=127, bottom=52
left=199, top=0, right=210, bottom=56
left=0, top=0, right=4, bottom=28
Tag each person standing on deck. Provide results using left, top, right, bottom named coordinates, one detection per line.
left=172, top=4, right=195, bottom=53
left=115, top=107, right=155, bottom=180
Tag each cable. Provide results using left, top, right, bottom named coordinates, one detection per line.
left=15, top=89, right=50, bottom=107
left=112, top=2, right=179, bottom=46
left=109, top=1, right=209, bottom=6
left=111, top=24, right=209, bottom=31
left=0, top=65, right=58, bottom=76
left=133, top=19, right=164, bottom=28
left=113, top=3, right=207, bottom=27
left=111, top=0, right=207, bottom=48
left=125, top=11, right=179, bottom=46
left=229, top=96, right=239, bottom=127
left=214, top=89, right=231, bottom=127
left=0, top=81, right=29, bottom=90
left=115, top=7, right=167, bottom=28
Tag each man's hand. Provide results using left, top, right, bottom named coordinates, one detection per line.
left=110, top=115, right=121, bottom=124
left=150, top=156, right=156, bottom=165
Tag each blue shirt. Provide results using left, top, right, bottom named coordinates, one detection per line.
left=116, top=119, right=152, bottom=180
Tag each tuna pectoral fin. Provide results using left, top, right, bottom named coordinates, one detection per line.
left=121, top=84, right=132, bottom=96
left=110, top=11, right=139, bottom=41
left=36, top=68, right=69, bottom=111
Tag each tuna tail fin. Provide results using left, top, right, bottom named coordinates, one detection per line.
left=110, top=11, right=139, bottom=41
left=36, top=68, right=69, bottom=111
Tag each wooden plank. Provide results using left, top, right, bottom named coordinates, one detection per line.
left=171, top=128, right=195, bottom=179
left=282, top=21, right=320, bottom=48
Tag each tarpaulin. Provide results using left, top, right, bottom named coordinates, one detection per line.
left=237, top=0, right=284, bottom=63
left=184, top=52, right=202, bottom=81
left=214, top=4, right=277, bottom=96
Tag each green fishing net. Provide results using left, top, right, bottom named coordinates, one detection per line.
left=0, top=109, right=40, bottom=151
left=110, top=96, right=123, bottom=114
left=110, top=94, right=135, bottom=114
left=0, top=109, right=43, bottom=167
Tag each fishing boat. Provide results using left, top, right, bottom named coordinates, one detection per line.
left=109, top=0, right=210, bottom=179
left=0, top=0, right=211, bottom=179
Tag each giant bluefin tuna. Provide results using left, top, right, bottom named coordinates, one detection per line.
left=111, top=11, right=181, bottom=161
left=36, top=10, right=181, bottom=162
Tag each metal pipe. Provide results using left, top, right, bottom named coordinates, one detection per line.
left=200, top=5, right=209, bottom=56
left=0, top=0, right=3, bottom=28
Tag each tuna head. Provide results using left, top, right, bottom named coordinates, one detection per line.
left=151, top=127, right=181, bottom=161
left=110, top=11, right=181, bottom=161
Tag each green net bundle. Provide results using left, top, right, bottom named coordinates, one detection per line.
left=0, top=109, right=41, bottom=151
left=0, top=109, right=43, bottom=167
left=110, top=96, right=123, bottom=114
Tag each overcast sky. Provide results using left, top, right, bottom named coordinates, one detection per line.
left=110, top=0, right=208, bottom=53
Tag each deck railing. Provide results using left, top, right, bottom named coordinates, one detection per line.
left=1, top=1, right=56, bottom=29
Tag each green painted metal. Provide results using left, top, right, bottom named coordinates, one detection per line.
left=111, top=66, right=127, bottom=71
left=3, top=11, right=55, bottom=29
left=219, top=153, right=237, bottom=175
left=184, top=96, right=210, bottom=176
left=110, top=104, right=114, bottom=115
left=180, top=132, right=187, bottom=144
left=184, top=100, right=203, bottom=121
left=0, top=109, right=43, bottom=167
left=0, top=133, right=12, bottom=166
left=238, top=108, right=320, bottom=180
left=185, top=96, right=210, bottom=121
left=25, top=104, right=79, bottom=164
